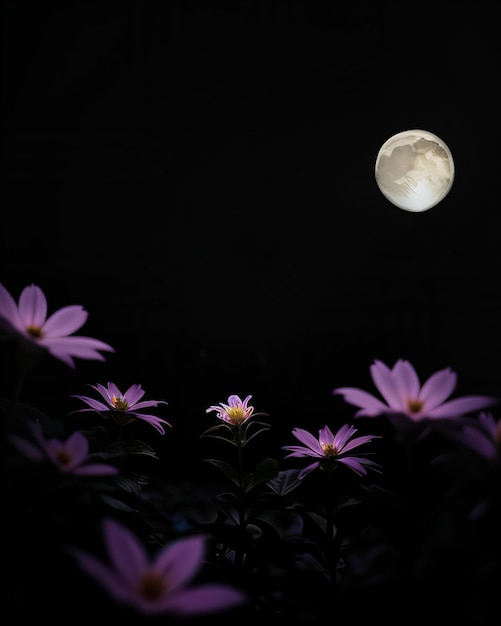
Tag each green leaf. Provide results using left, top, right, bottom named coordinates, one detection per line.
left=241, top=426, right=272, bottom=446
left=254, top=509, right=304, bottom=539
left=113, top=472, right=149, bottom=493
left=203, top=459, right=240, bottom=487
left=243, top=457, right=279, bottom=492
left=200, top=423, right=233, bottom=438
left=99, top=494, right=138, bottom=512
left=267, top=469, right=303, bottom=495
left=306, top=511, right=338, bottom=539
left=121, top=439, right=159, bottom=459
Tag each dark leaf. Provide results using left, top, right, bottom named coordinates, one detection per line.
left=243, top=457, right=279, bottom=492
left=203, top=459, right=240, bottom=487
left=267, top=468, right=303, bottom=496
left=254, top=508, right=304, bottom=539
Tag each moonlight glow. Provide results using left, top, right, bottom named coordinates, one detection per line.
left=375, top=129, right=455, bottom=212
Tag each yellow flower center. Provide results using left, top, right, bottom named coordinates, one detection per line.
left=111, top=395, right=129, bottom=411
left=27, top=325, right=43, bottom=339
left=138, top=571, right=166, bottom=601
left=226, top=407, right=246, bottom=425
left=321, top=443, right=338, bottom=457
left=407, top=398, right=424, bottom=414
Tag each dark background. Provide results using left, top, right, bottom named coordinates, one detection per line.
left=2, top=1, right=500, bottom=465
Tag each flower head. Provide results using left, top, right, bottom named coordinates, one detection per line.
left=68, top=517, right=247, bottom=616
left=9, top=420, right=118, bottom=476
left=333, top=359, right=498, bottom=438
left=206, top=394, right=263, bottom=426
left=282, top=423, right=381, bottom=480
left=70, top=382, right=171, bottom=434
left=0, top=282, right=114, bottom=368
left=445, top=411, right=501, bottom=461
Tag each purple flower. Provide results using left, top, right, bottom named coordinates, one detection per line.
left=206, top=394, right=265, bottom=426
left=0, top=282, right=114, bottom=368
left=446, top=411, right=501, bottom=461
left=68, top=517, right=247, bottom=616
left=333, top=359, right=498, bottom=436
left=9, top=421, right=118, bottom=476
left=70, top=382, right=171, bottom=434
left=282, top=423, right=382, bottom=479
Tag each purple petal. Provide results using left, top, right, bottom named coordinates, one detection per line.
left=370, top=360, right=405, bottom=410
left=337, top=457, right=368, bottom=476
left=460, top=425, right=497, bottom=459
left=104, top=382, right=121, bottom=400
left=419, top=367, right=457, bottom=410
left=298, top=461, right=320, bottom=479
left=130, top=399, right=168, bottom=411
left=291, top=428, right=324, bottom=454
left=18, top=284, right=47, bottom=328
left=393, top=360, right=421, bottom=400
left=104, top=518, right=148, bottom=585
left=72, top=463, right=119, bottom=476
left=43, top=336, right=114, bottom=366
left=331, top=423, right=356, bottom=449
left=70, top=395, right=109, bottom=412
left=282, top=445, right=323, bottom=459
left=318, top=425, right=336, bottom=446
left=333, top=387, right=389, bottom=416
left=156, top=584, right=246, bottom=615
left=478, top=411, right=497, bottom=436
left=132, top=413, right=172, bottom=434
left=427, top=395, right=498, bottom=419
left=340, top=433, right=380, bottom=454
left=123, top=384, right=145, bottom=406
left=42, top=305, right=88, bottom=337
left=0, top=282, right=24, bottom=331
left=155, top=535, right=205, bottom=591
left=61, top=431, right=89, bottom=465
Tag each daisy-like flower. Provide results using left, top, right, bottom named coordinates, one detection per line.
left=68, top=517, right=247, bottom=616
left=206, top=394, right=264, bottom=427
left=70, top=382, right=170, bottom=434
left=333, top=359, right=498, bottom=437
left=445, top=411, right=501, bottom=461
left=9, top=420, right=118, bottom=476
left=282, top=423, right=381, bottom=480
left=0, top=282, right=114, bottom=368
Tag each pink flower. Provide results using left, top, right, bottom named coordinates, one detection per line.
left=70, top=382, right=171, bottom=434
left=282, top=423, right=381, bottom=479
left=333, top=359, right=498, bottom=436
left=0, top=282, right=114, bottom=368
left=9, top=420, right=118, bottom=476
left=68, top=517, right=247, bottom=616
left=206, top=394, right=263, bottom=426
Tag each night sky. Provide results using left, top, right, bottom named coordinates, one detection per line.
left=2, top=1, right=500, bottom=469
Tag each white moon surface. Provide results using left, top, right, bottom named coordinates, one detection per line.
left=375, top=129, right=455, bottom=212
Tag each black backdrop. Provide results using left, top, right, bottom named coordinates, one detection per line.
left=2, top=1, right=500, bottom=469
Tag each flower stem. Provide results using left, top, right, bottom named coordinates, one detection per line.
left=234, top=427, right=246, bottom=569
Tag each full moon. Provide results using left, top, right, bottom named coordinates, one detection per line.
left=374, top=129, right=455, bottom=212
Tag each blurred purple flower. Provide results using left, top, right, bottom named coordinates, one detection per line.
left=333, top=359, right=498, bottom=436
left=447, top=411, right=501, bottom=461
left=282, top=423, right=381, bottom=479
left=9, top=420, right=118, bottom=476
left=70, top=382, right=171, bottom=434
left=68, top=517, right=247, bottom=616
left=0, top=282, right=114, bottom=368
left=206, top=394, right=265, bottom=426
